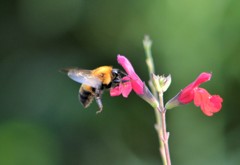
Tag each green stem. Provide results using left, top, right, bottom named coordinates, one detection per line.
left=154, top=108, right=167, bottom=165
left=143, top=35, right=155, bottom=75
left=143, top=35, right=171, bottom=165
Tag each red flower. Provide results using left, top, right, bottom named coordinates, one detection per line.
left=110, top=55, right=144, bottom=97
left=178, top=72, right=223, bottom=116
left=178, top=72, right=211, bottom=104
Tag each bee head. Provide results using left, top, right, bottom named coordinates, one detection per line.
left=112, top=68, right=128, bottom=84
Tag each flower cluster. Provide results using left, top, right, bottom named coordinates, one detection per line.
left=111, top=55, right=223, bottom=116
left=109, top=39, right=223, bottom=165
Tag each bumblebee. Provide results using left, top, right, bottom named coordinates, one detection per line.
left=61, top=66, right=126, bottom=113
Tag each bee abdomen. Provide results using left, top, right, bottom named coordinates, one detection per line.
left=79, top=87, right=94, bottom=108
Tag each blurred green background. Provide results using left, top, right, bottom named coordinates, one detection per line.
left=0, top=0, right=240, bottom=165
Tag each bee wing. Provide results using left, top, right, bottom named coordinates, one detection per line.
left=61, top=68, right=102, bottom=89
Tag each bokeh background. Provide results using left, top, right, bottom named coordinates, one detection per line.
left=0, top=0, right=240, bottom=165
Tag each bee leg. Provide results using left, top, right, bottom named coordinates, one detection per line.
left=95, top=89, right=103, bottom=114
left=95, top=97, right=103, bottom=114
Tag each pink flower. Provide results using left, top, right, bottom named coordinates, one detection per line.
left=166, top=72, right=223, bottom=116
left=110, top=55, right=144, bottom=97
left=178, top=72, right=223, bottom=116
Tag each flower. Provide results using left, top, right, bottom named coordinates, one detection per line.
left=165, top=72, right=223, bottom=116
left=110, top=55, right=159, bottom=108
left=178, top=72, right=211, bottom=104
left=110, top=55, right=144, bottom=97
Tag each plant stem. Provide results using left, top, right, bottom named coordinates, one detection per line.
left=154, top=108, right=167, bottom=165
left=159, top=111, right=171, bottom=165
left=158, top=92, right=171, bottom=165
left=161, top=112, right=171, bottom=165
left=143, top=36, right=171, bottom=165
left=151, top=80, right=168, bottom=165
left=153, top=91, right=171, bottom=165
left=143, top=35, right=171, bottom=165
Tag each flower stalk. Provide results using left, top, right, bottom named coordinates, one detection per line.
left=110, top=36, right=222, bottom=165
left=143, top=36, right=171, bottom=165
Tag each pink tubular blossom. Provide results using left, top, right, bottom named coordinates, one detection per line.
left=110, top=55, right=144, bottom=97
left=110, top=55, right=159, bottom=108
left=117, top=55, right=144, bottom=94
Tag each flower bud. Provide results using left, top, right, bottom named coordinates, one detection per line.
left=160, top=75, right=171, bottom=92
left=152, top=74, right=161, bottom=92
left=143, top=35, right=152, bottom=50
left=152, top=74, right=172, bottom=93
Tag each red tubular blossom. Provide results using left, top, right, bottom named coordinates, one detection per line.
left=178, top=72, right=212, bottom=104
left=177, top=72, right=223, bottom=116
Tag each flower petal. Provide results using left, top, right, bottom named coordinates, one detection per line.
left=209, top=95, right=223, bottom=113
left=178, top=88, right=195, bottom=104
left=194, top=88, right=223, bottom=116
left=110, top=86, right=122, bottom=97
left=117, top=55, right=144, bottom=95
left=121, top=81, right=132, bottom=97
left=178, top=72, right=212, bottom=104
left=110, top=76, right=132, bottom=97
left=117, top=55, right=135, bottom=76
left=193, top=88, right=212, bottom=116
left=131, top=79, right=144, bottom=95
left=192, top=72, right=212, bottom=88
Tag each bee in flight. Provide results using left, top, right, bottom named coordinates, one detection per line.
left=61, top=66, right=127, bottom=113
